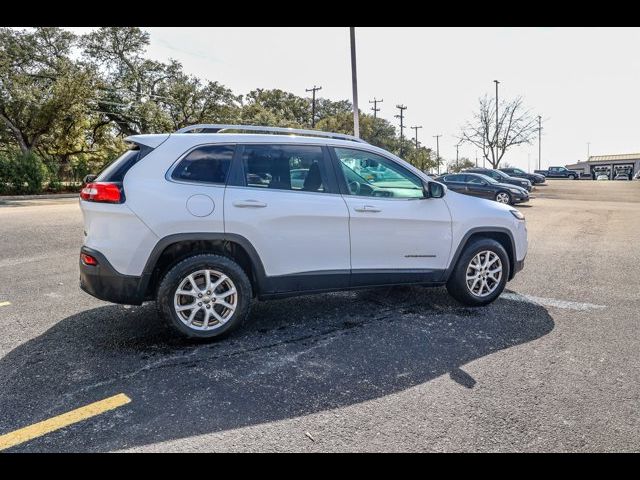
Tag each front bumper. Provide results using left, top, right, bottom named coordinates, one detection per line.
left=79, top=246, right=146, bottom=305
left=512, top=193, right=530, bottom=203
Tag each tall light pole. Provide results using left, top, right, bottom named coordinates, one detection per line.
left=455, top=142, right=459, bottom=169
left=433, top=134, right=442, bottom=174
left=369, top=98, right=383, bottom=119
left=411, top=125, right=422, bottom=148
left=493, top=79, right=500, bottom=168
left=349, top=27, right=359, bottom=138
left=587, top=142, right=591, bottom=160
left=475, top=150, right=478, bottom=167
left=305, top=85, right=322, bottom=128
left=538, top=115, right=542, bottom=170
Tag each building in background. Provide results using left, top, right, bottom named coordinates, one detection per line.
left=566, top=153, right=640, bottom=180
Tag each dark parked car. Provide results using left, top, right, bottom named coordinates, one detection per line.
left=499, top=167, right=545, bottom=184
left=434, top=172, right=529, bottom=205
left=462, top=167, right=532, bottom=191
left=535, top=166, right=580, bottom=179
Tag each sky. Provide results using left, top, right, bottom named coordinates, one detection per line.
left=67, top=27, right=640, bottom=171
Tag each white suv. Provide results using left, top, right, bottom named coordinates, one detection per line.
left=79, top=124, right=527, bottom=339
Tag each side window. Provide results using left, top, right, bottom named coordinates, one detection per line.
left=334, top=147, right=424, bottom=198
left=171, top=145, right=234, bottom=184
left=241, top=145, right=326, bottom=192
left=445, top=174, right=464, bottom=182
left=466, top=175, right=484, bottom=184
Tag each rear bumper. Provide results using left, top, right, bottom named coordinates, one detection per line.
left=79, top=247, right=146, bottom=305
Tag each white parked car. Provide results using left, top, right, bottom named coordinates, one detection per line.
left=79, top=125, right=528, bottom=339
left=596, top=174, right=609, bottom=181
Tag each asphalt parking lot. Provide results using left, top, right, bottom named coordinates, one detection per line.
left=0, top=180, right=639, bottom=452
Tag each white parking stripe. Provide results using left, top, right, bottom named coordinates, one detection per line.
left=501, top=292, right=606, bottom=311
left=0, top=301, right=11, bottom=307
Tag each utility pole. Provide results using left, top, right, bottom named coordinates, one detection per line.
left=349, top=27, right=359, bottom=138
left=305, top=85, right=322, bottom=128
left=455, top=143, right=460, bottom=169
left=475, top=151, right=478, bottom=167
left=538, top=115, right=542, bottom=170
left=493, top=79, right=500, bottom=168
left=411, top=125, right=422, bottom=149
left=395, top=104, right=407, bottom=156
left=369, top=98, right=383, bottom=119
left=433, top=134, right=442, bottom=174
left=587, top=142, right=591, bottom=160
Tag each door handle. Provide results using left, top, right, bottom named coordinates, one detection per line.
left=233, top=200, right=267, bottom=208
left=354, top=205, right=382, bottom=213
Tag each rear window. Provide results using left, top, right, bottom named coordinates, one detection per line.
left=96, top=144, right=154, bottom=183
left=171, top=145, right=235, bottom=184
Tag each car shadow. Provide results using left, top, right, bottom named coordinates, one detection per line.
left=0, top=286, right=554, bottom=452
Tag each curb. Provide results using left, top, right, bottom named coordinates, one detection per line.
left=0, top=193, right=79, bottom=201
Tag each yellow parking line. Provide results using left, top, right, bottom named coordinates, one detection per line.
left=0, top=301, right=10, bottom=307
left=0, top=393, right=131, bottom=451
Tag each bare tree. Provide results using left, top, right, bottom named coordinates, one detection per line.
left=460, top=95, right=538, bottom=168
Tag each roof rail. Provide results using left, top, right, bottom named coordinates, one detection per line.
left=175, top=124, right=368, bottom=144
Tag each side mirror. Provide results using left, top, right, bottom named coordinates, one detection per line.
left=83, top=174, right=97, bottom=184
left=424, top=181, right=445, bottom=199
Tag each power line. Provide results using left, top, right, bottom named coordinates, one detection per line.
left=305, top=85, right=322, bottom=128
left=369, top=98, right=383, bottom=119
left=395, top=104, right=407, bottom=156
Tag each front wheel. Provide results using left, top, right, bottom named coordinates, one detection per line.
left=495, top=191, right=512, bottom=204
left=157, top=254, right=252, bottom=339
left=446, top=238, right=509, bottom=306
left=568, top=174, right=576, bottom=180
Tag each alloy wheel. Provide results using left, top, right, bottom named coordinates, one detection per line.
left=173, top=269, right=238, bottom=331
left=465, top=250, right=502, bottom=297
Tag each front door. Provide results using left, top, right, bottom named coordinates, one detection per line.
left=331, top=147, right=452, bottom=286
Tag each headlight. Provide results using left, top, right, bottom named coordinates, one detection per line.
left=508, top=187, right=522, bottom=194
left=510, top=209, right=525, bottom=220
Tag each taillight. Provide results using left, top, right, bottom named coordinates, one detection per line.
left=81, top=253, right=98, bottom=266
left=80, top=182, right=122, bottom=203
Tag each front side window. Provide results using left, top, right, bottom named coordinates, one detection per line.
left=334, top=148, right=424, bottom=198
left=444, top=174, right=464, bottom=182
left=242, top=144, right=325, bottom=192
left=171, top=145, right=234, bottom=184
left=465, top=175, right=485, bottom=184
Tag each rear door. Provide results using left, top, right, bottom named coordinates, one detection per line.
left=224, top=143, right=351, bottom=291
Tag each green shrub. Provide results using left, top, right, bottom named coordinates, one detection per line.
left=0, top=151, right=46, bottom=195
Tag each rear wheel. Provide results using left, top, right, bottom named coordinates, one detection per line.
left=446, top=238, right=509, bottom=306
left=157, top=254, right=252, bottom=339
left=495, top=191, right=512, bottom=204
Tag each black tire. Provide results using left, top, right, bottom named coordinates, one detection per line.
left=568, top=174, right=576, bottom=180
left=495, top=191, right=512, bottom=205
left=156, top=254, right=252, bottom=339
left=446, top=238, right=510, bottom=306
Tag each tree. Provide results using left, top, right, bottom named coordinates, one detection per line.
left=155, top=72, right=241, bottom=130
left=460, top=94, right=538, bottom=168
left=405, top=146, right=440, bottom=173
left=0, top=27, right=98, bottom=155
left=448, top=156, right=475, bottom=173
left=239, top=89, right=310, bottom=127
left=81, top=27, right=180, bottom=135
